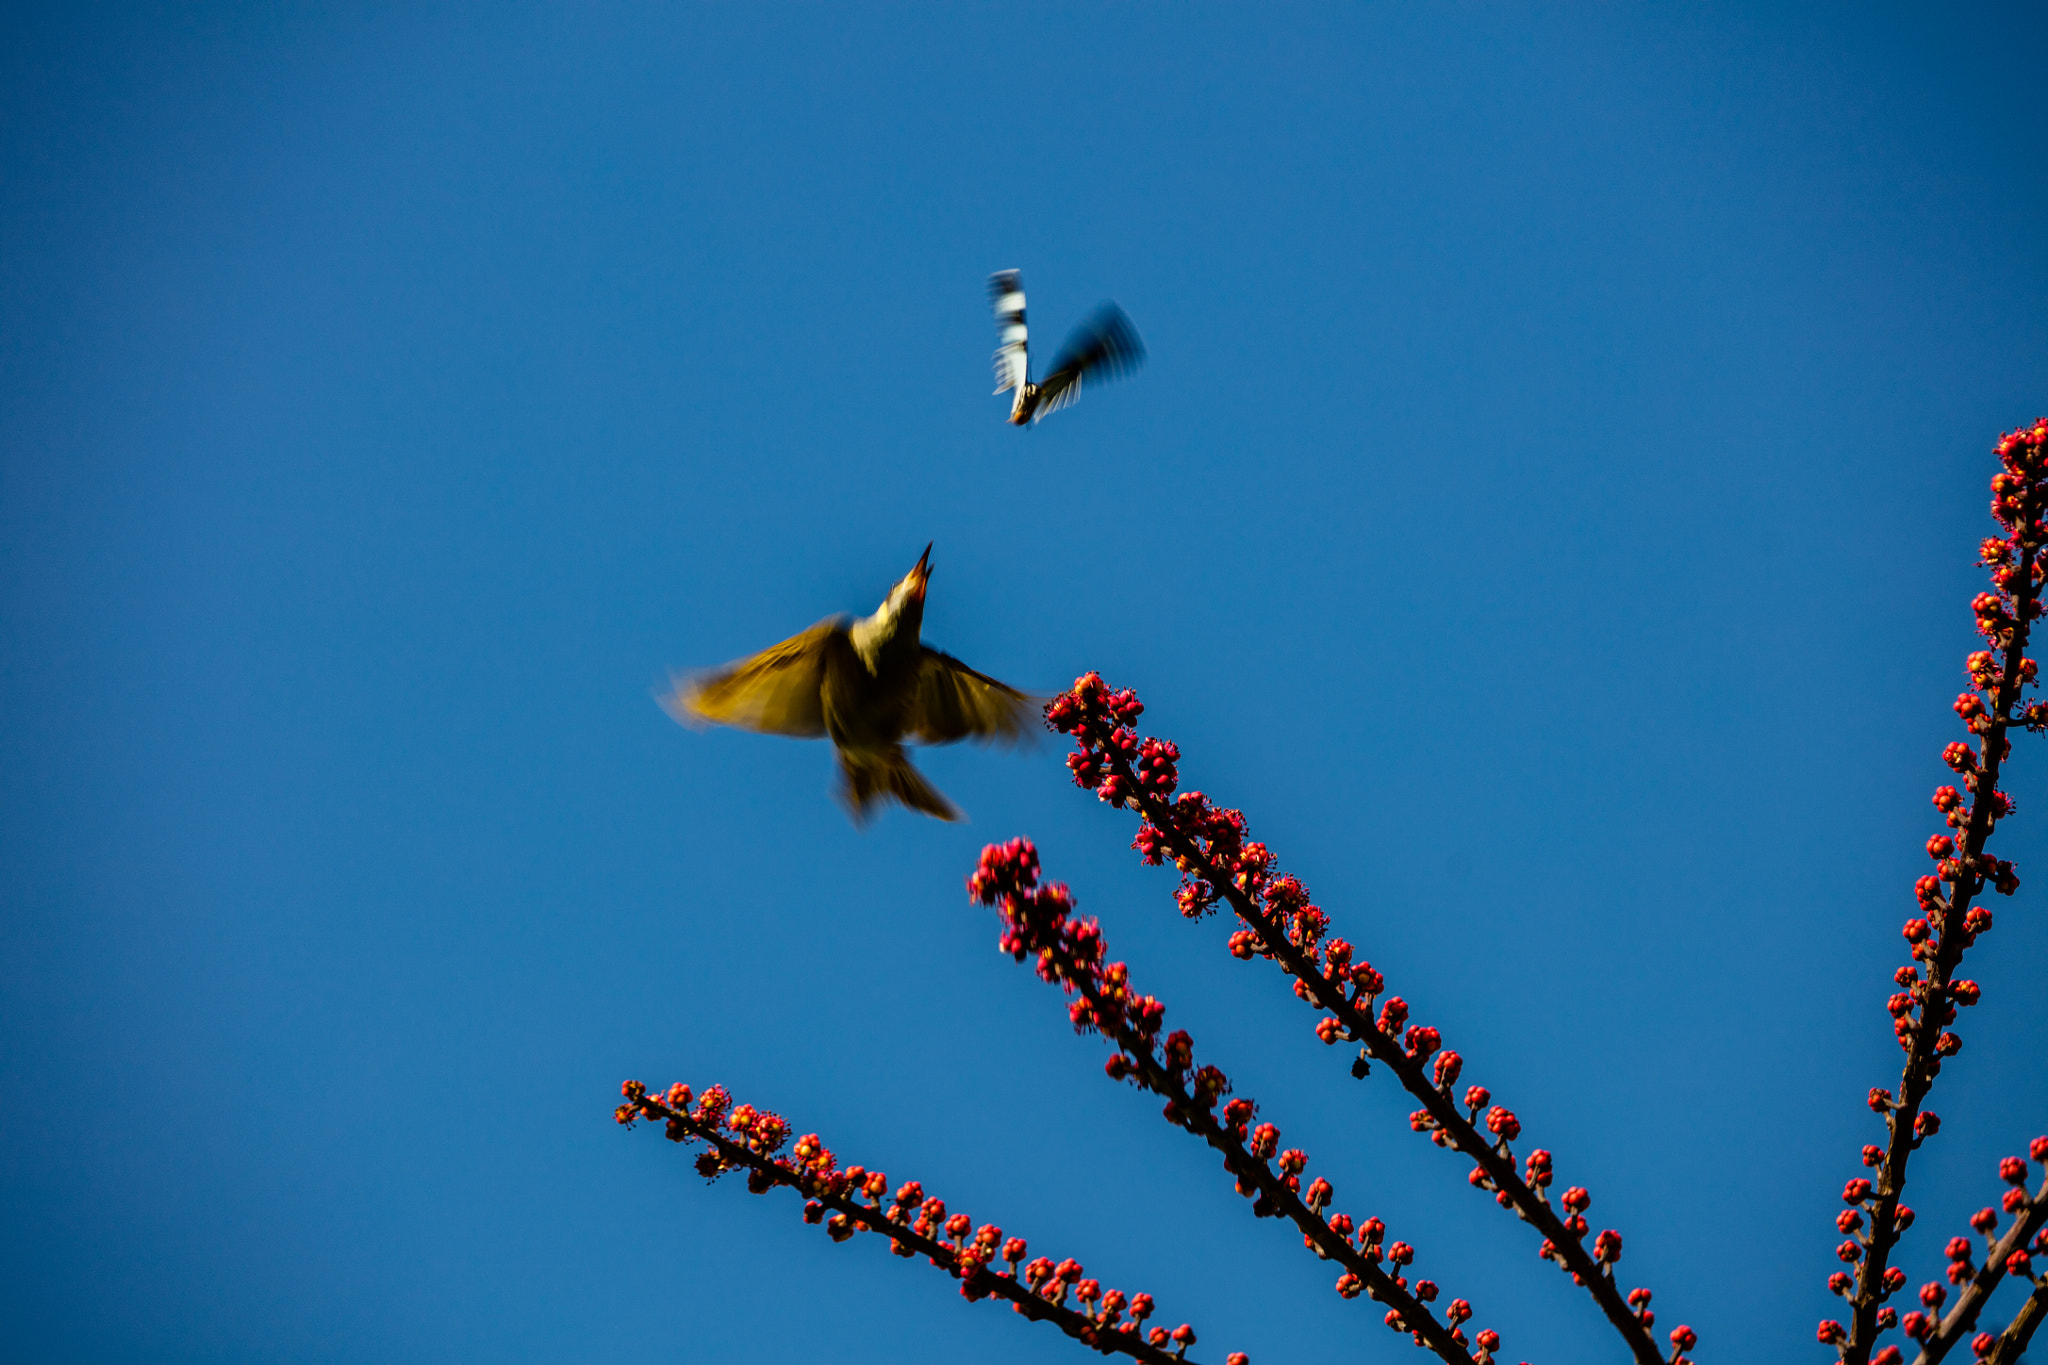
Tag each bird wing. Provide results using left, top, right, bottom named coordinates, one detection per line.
left=1031, top=302, right=1145, bottom=420
left=908, top=648, right=1036, bottom=746
left=664, top=617, right=847, bottom=737
left=989, top=270, right=1030, bottom=395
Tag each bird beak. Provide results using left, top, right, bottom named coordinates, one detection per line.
left=908, top=543, right=933, bottom=602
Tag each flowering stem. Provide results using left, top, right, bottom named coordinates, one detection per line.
left=1846, top=536, right=2042, bottom=1365
left=1984, top=1278, right=2046, bottom=1365
left=1067, top=965, right=1474, bottom=1363
left=620, top=1092, right=1203, bottom=1365
left=1112, top=777, right=1665, bottom=1365
left=1911, top=1171, right=2048, bottom=1365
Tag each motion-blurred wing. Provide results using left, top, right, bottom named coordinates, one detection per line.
left=909, top=648, right=1036, bottom=745
left=989, top=269, right=1030, bottom=395
left=664, top=617, right=847, bottom=737
left=1032, top=302, right=1145, bottom=421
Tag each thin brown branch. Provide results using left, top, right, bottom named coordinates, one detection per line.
left=1985, top=1275, right=2048, bottom=1365
left=1844, top=526, right=2041, bottom=1365
left=1113, top=774, right=1667, bottom=1365
left=1069, top=964, right=1480, bottom=1363
left=1912, top=1171, right=2048, bottom=1365
left=968, top=841, right=1494, bottom=1362
left=618, top=1089, right=1206, bottom=1365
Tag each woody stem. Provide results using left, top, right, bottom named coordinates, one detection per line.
left=631, top=1098, right=1197, bottom=1365
left=1911, top=1170, right=2048, bottom=1365
left=1112, top=774, right=1664, bottom=1365
left=1067, top=970, right=1473, bottom=1364
left=1847, top=534, right=2040, bottom=1365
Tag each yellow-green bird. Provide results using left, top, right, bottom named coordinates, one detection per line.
left=664, top=545, right=1035, bottom=823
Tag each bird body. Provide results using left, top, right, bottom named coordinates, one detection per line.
left=667, top=547, right=1033, bottom=822
left=989, top=270, right=1145, bottom=425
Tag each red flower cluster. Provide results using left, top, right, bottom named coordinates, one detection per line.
left=969, top=839, right=1503, bottom=1365
left=1045, top=672, right=1674, bottom=1365
left=1826, top=420, right=2048, bottom=1365
left=613, top=1080, right=1212, bottom=1365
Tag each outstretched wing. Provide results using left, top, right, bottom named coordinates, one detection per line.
left=989, top=269, right=1030, bottom=395
left=908, top=648, right=1036, bottom=746
left=663, top=617, right=847, bottom=737
left=1032, top=302, right=1145, bottom=421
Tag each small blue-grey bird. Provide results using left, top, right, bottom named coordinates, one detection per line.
left=989, top=270, right=1145, bottom=425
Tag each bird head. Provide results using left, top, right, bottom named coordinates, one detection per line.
left=869, top=543, right=932, bottom=642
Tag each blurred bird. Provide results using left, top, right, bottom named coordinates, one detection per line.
left=989, top=269, right=1145, bottom=425
left=664, top=545, right=1035, bottom=823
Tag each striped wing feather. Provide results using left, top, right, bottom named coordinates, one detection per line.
left=989, top=269, right=1030, bottom=395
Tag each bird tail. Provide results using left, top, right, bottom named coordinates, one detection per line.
left=837, top=746, right=961, bottom=824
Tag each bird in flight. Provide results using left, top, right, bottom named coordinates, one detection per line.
left=989, top=269, right=1145, bottom=425
left=664, top=546, right=1035, bottom=823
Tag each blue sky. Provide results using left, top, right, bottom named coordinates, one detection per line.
left=3, top=5, right=2046, bottom=1362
